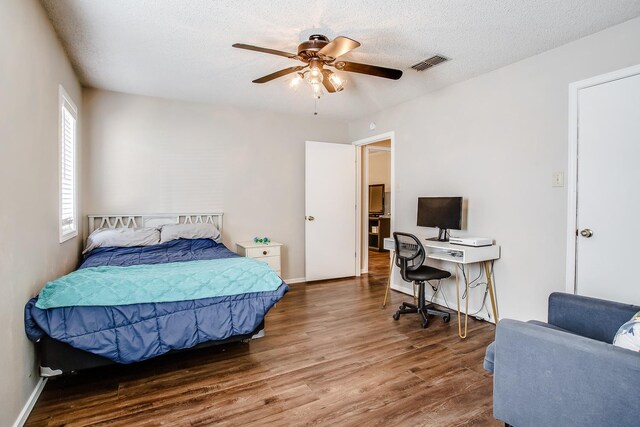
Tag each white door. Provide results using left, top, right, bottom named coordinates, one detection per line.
left=575, top=71, right=640, bottom=305
left=305, top=141, right=356, bottom=281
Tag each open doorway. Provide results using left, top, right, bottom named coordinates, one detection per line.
left=354, top=132, right=395, bottom=277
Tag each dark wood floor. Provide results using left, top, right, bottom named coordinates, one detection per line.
left=27, top=250, right=499, bottom=426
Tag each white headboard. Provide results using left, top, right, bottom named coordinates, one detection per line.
left=87, top=213, right=224, bottom=234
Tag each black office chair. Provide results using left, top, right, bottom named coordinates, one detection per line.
left=392, top=232, right=452, bottom=328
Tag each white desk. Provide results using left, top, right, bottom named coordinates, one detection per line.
left=383, top=237, right=501, bottom=339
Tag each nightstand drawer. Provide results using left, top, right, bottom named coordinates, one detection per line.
left=246, top=245, right=281, bottom=258
left=256, top=255, right=281, bottom=272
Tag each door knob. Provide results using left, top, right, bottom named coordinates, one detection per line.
left=580, top=228, right=593, bottom=238
left=307, top=216, right=315, bottom=221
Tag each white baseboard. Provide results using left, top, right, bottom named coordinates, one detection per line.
left=284, top=277, right=306, bottom=284
left=13, top=377, right=47, bottom=427
left=390, top=282, right=494, bottom=324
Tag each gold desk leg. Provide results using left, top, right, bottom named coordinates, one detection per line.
left=485, top=261, right=499, bottom=324
left=456, top=266, right=461, bottom=336
left=382, top=251, right=396, bottom=308
left=456, top=265, right=470, bottom=339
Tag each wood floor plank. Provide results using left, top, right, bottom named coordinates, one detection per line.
left=26, top=250, right=499, bottom=426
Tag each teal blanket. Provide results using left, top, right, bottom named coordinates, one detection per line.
left=36, top=258, right=283, bottom=309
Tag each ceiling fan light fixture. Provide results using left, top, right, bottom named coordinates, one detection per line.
left=327, top=71, right=345, bottom=92
left=289, top=73, right=303, bottom=89
left=305, top=67, right=324, bottom=85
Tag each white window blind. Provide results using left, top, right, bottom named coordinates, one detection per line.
left=59, top=86, right=78, bottom=242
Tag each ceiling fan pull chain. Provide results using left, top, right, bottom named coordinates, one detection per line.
left=314, top=97, right=318, bottom=116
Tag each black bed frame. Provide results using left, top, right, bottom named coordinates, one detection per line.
left=38, top=321, right=265, bottom=377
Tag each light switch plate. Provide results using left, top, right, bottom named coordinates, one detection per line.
left=552, top=171, right=564, bottom=187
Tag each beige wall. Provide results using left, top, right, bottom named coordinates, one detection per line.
left=0, top=0, right=82, bottom=425
left=349, top=17, right=640, bottom=322
left=368, top=151, right=391, bottom=189
left=82, top=89, right=349, bottom=280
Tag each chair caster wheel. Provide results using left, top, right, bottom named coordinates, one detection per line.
left=421, top=321, right=429, bottom=329
left=399, top=305, right=405, bottom=310
left=443, top=314, right=451, bottom=323
left=393, top=312, right=400, bottom=321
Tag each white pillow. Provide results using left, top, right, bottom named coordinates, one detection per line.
left=613, top=311, right=640, bottom=352
left=83, top=227, right=160, bottom=254
left=160, top=223, right=221, bottom=243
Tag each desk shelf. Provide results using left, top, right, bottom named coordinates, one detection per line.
left=423, top=241, right=500, bottom=264
left=427, top=251, right=464, bottom=263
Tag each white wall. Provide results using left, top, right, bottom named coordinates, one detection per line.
left=0, top=0, right=82, bottom=425
left=82, top=89, right=349, bottom=280
left=349, top=17, right=640, bottom=322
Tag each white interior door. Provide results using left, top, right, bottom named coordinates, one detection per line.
left=305, top=141, right=356, bottom=281
left=575, top=71, right=640, bottom=305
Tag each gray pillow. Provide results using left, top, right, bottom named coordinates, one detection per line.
left=84, top=227, right=160, bottom=254
left=160, top=223, right=221, bottom=243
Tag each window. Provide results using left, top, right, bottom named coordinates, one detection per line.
left=59, top=85, right=78, bottom=242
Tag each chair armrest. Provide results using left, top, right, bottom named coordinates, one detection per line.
left=548, top=292, right=640, bottom=343
left=494, top=319, right=640, bottom=427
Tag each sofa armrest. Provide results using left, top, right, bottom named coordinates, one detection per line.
left=494, top=319, right=640, bottom=427
left=548, top=292, right=640, bottom=343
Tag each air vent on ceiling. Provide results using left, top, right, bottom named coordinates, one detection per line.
left=411, top=55, right=449, bottom=71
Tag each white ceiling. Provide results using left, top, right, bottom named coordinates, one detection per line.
left=41, top=0, right=640, bottom=121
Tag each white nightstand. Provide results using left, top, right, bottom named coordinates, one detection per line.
left=236, top=241, right=283, bottom=277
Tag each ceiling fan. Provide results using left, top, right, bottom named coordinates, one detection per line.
left=232, top=34, right=403, bottom=97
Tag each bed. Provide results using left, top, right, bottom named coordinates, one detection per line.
left=24, top=214, right=288, bottom=376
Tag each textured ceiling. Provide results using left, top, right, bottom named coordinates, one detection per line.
left=41, top=0, right=640, bottom=120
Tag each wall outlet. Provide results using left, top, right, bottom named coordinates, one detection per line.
left=552, top=171, right=564, bottom=187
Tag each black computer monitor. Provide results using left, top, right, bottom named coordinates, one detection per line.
left=417, top=197, right=463, bottom=241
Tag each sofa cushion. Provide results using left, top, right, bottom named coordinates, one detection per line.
left=483, top=320, right=575, bottom=373
left=613, top=311, right=640, bottom=352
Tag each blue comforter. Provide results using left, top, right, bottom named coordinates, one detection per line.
left=25, top=239, right=288, bottom=363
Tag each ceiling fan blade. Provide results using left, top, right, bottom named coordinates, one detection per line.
left=334, top=61, right=403, bottom=80
left=232, top=43, right=299, bottom=59
left=252, top=66, right=306, bottom=84
left=321, top=69, right=337, bottom=93
left=318, top=36, right=361, bottom=59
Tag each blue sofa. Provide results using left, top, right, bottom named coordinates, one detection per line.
left=484, top=292, right=640, bottom=427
